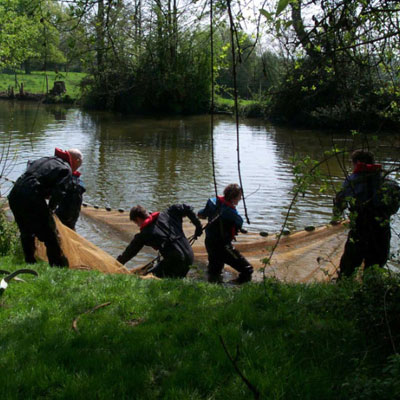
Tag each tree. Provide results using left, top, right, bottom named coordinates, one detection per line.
left=0, top=0, right=39, bottom=69
left=262, top=0, right=400, bottom=129
left=0, top=0, right=67, bottom=73
left=65, top=0, right=212, bottom=113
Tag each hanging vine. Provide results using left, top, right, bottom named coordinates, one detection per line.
left=226, top=0, right=250, bottom=224
left=210, top=0, right=218, bottom=197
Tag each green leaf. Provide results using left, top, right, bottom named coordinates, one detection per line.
left=276, top=0, right=290, bottom=17
left=260, top=9, right=273, bottom=22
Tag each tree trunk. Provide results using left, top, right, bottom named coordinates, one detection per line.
left=290, top=0, right=318, bottom=59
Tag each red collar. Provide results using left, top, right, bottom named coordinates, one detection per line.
left=73, top=171, right=81, bottom=177
left=353, top=162, right=382, bottom=174
left=54, top=147, right=72, bottom=167
left=140, top=212, right=160, bottom=230
left=217, top=196, right=235, bottom=209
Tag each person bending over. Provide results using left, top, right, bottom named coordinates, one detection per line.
left=8, top=148, right=83, bottom=267
left=117, top=204, right=203, bottom=278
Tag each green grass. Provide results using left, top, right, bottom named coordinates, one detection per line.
left=215, top=96, right=267, bottom=118
left=1, top=257, right=400, bottom=399
left=215, top=96, right=256, bottom=108
left=0, top=71, right=86, bottom=99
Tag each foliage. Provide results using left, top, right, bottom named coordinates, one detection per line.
left=0, top=0, right=39, bottom=69
left=262, top=0, right=400, bottom=129
left=0, top=210, right=21, bottom=257
left=214, top=27, right=283, bottom=101
left=75, top=0, right=212, bottom=113
left=344, top=354, right=400, bottom=400
left=350, top=268, right=400, bottom=354
left=0, top=0, right=67, bottom=72
left=338, top=269, right=400, bottom=399
left=1, top=259, right=400, bottom=399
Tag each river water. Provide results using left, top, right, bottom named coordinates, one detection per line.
left=1, top=100, right=399, bottom=268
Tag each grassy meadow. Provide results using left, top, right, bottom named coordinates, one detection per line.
left=1, top=256, right=399, bottom=399
left=0, top=71, right=86, bottom=100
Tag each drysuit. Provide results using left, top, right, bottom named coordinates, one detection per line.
left=334, top=162, right=393, bottom=278
left=117, top=204, right=203, bottom=278
left=8, top=152, right=75, bottom=266
left=55, top=171, right=86, bottom=230
left=198, top=196, right=253, bottom=283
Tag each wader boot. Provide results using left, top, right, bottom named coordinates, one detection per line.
left=21, top=233, right=36, bottom=264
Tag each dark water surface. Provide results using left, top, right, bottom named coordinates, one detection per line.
left=1, top=100, right=399, bottom=268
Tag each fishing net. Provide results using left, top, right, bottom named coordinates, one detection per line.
left=35, top=215, right=131, bottom=274
left=3, top=198, right=347, bottom=282
left=80, top=205, right=347, bottom=282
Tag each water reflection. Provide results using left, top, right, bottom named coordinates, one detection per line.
left=0, top=100, right=399, bottom=266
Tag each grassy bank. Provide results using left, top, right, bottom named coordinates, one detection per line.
left=1, top=257, right=399, bottom=399
left=215, top=96, right=268, bottom=118
left=0, top=71, right=86, bottom=100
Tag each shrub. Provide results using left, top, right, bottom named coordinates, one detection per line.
left=350, top=268, right=400, bottom=354
left=343, top=354, right=400, bottom=400
left=0, top=209, right=22, bottom=257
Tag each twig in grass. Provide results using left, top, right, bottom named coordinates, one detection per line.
left=218, top=335, right=260, bottom=400
left=72, top=302, right=111, bottom=332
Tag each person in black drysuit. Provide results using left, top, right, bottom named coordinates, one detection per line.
left=333, top=149, right=396, bottom=279
left=55, top=171, right=86, bottom=230
left=198, top=183, right=253, bottom=284
left=116, top=204, right=203, bottom=278
left=8, top=148, right=83, bottom=267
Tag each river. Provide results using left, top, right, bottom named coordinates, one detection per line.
left=1, top=100, right=399, bottom=269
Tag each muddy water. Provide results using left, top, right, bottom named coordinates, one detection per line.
left=1, top=100, right=399, bottom=269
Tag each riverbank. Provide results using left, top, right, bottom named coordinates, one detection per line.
left=1, top=257, right=399, bottom=399
left=0, top=71, right=85, bottom=103
left=0, top=71, right=268, bottom=117
left=214, top=97, right=267, bottom=118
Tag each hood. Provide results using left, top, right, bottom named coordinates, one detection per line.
left=140, top=212, right=160, bottom=231
left=353, top=161, right=382, bottom=174
left=54, top=148, right=72, bottom=167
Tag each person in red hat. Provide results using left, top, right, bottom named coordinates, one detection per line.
left=8, top=148, right=83, bottom=267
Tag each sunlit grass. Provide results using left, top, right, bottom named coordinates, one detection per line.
left=1, top=257, right=399, bottom=399
left=0, top=71, right=86, bottom=99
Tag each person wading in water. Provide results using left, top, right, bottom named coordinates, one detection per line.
left=198, top=183, right=253, bottom=284
left=117, top=204, right=203, bottom=278
left=333, top=149, right=400, bottom=279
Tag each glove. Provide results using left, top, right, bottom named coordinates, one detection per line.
left=194, top=225, right=203, bottom=238
left=116, top=255, right=124, bottom=264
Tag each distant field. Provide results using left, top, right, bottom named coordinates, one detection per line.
left=0, top=71, right=86, bottom=99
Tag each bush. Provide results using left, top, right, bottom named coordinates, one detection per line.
left=350, top=268, right=400, bottom=354
left=0, top=210, right=22, bottom=257
left=343, top=354, right=400, bottom=400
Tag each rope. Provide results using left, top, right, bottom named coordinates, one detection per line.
left=210, top=0, right=218, bottom=198
left=82, top=202, right=125, bottom=213
left=226, top=0, right=250, bottom=224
